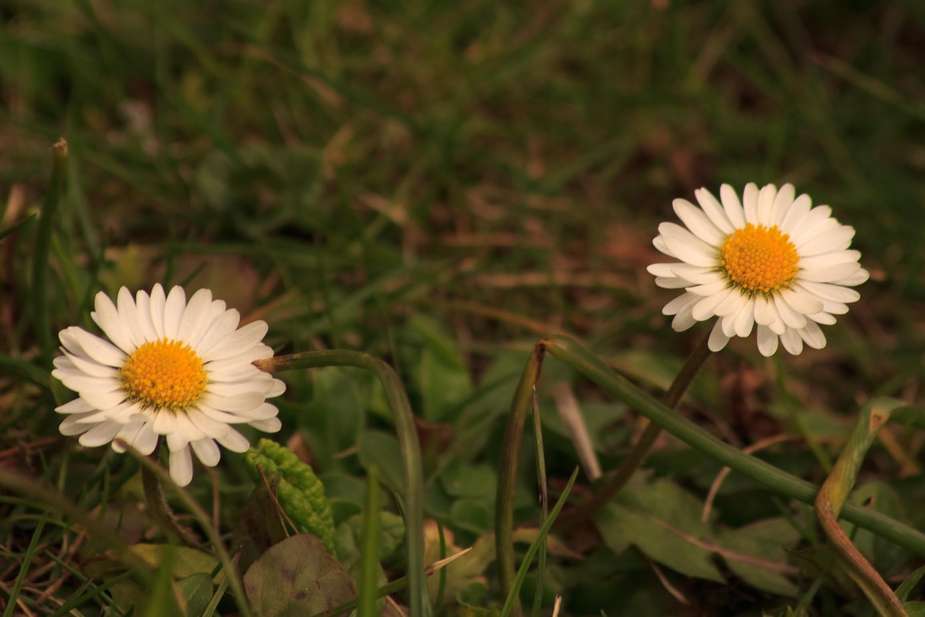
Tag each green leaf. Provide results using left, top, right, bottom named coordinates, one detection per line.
left=897, top=564, right=925, bottom=601
left=596, top=477, right=724, bottom=582
left=440, top=462, right=497, bottom=499
left=130, top=544, right=219, bottom=579
left=178, top=573, right=214, bottom=617
left=245, top=439, right=336, bottom=553
left=243, top=534, right=356, bottom=617
left=334, top=511, right=406, bottom=570
left=717, top=518, right=799, bottom=597
left=450, top=499, right=494, bottom=535
left=409, top=315, right=472, bottom=420
left=358, top=430, right=406, bottom=493
left=845, top=480, right=910, bottom=574
left=139, top=545, right=182, bottom=617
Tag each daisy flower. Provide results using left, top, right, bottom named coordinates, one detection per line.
left=51, top=284, right=286, bottom=486
left=648, top=183, right=868, bottom=356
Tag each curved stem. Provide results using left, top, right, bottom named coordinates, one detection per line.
left=560, top=330, right=711, bottom=530
left=141, top=461, right=201, bottom=547
left=815, top=401, right=907, bottom=617
left=122, top=443, right=253, bottom=617
left=542, top=334, right=925, bottom=557
left=257, top=350, right=430, bottom=617
left=494, top=343, right=546, bottom=616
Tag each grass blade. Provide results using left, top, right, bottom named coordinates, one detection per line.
left=358, top=466, right=382, bottom=617
left=500, top=468, right=579, bottom=617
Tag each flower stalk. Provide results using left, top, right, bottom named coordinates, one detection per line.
left=256, top=350, right=431, bottom=617
left=815, top=400, right=907, bottom=617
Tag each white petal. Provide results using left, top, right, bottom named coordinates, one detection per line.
left=191, top=438, right=221, bottom=467
left=798, top=226, right=855, bottom=256
left=62, top=351, right=118, bottom=378
left=780, top=329, right=804, bottom=355
left=756, top=184, right=777, bottom=226
left=798, top=250, right=861, bottom=271
left=55, top=398, right=95, bottom=414
left=250, top=417, right=282, bottom=433
left=769, top=319, right=787, bottom=335
left=52, top=371, right=121, bottom=395
left=672, top=307, right=697, bottom=332
left=169, top=445, right=194, bottom=486
left=163, top=286, right=187, bottom=340
left=692, top=288, right=733, bottom=321
left=149, top=284, right=167, bottom=339
left=663, top=293, right=699, bottom=316
left=823, top=301, right=849, bottom=315
left=799, top=321, right=827, bottom=349
left=754, top=296, right=777, bottom=325
left=234, top=402, right=279, bottom=420
left=201, top=392, right=265, bottom=413
left=670, top=264, right=724, bottom=285
left=653, top=235, right=673, bottom=257
left=177, top=289, right=213, bottom=345
left=796, top=281, right=860, bottom=303
left=206, top=379, right=273, bottom=397
left=152, top=410, right=179, bottom=435
left=774, top=293, right=806, bottom=328
left=91, top=291, right=136, bottom=353
left=196, top=309, right=241, bottom=356
left=673, top=198, right=724, bottom=246
left=215, top=427, right=250, bottom=453
left=757, top=326, right=779, bottom=357
left=59, top=414, right=97, bottom=436
left=792, top=215, right=840, bottom=248
left=743, top=183, right=759, bottom=224
left=694, top=188, right=734, bottom=234
left=187, top=408, right=232, bottom=438
left=133, top=423, right=159, bottom=455
left=174, top=413, right=206, bottom=442
left=735, top=299, right=755, bottom=337
left=658, top=223, right=719, bottom=268
left=770, top=183, right=794, bottom=225
left=189, top=300, right=229, bottom=349
left=834, top=268, right=869, bottom=286
left=798, top=262, right=861, bottom=283
left=780, top=288, right=823, bottom=315
left=267, top=379, right=286, bottom=398
left=780, top=194, right=812, bottom=235
left=809, top=312, right=837, bottom=325
left=720, top=184, right=745, bottom=228
left=688, top=280, right=730, bottom=296
left=116, top=288, right=146, bottom=348
left=79, top=421, right=122, bottom=447
left=707, top=319, right=729, bottom=352
left=655, top=277, right=690, bottom=289
left=721, top=314, right=737, bottom=337
left=199, top=406, right=250, bottom=424
left=134, top=290, right=159, bottom=343
left=647, top=263, right=676, bottom=278
left=111, top=421, right=144, bottom=453
left=79, top=388, right=128, bottom=410
left=201, top=321, right=269, bottom=362
left=714, top=290, right=746, bottom=317
left=61, top=327, right=126, bottom=367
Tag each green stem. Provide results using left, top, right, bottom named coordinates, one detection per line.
left=141, top=461, right=201, bottom=547
left=122, top=444, right=252, bottom=617
left=358, top=466, right=382, bottom=617
left=561, top=330, right=711, bottom=530
left=258, top=350, right=430, bottom=617
left=33, top=139, right=68, bottom=363
left=495, top=343, right=546, bottom=615
left=542, top=334, right=925, bottom=557
left=815, top=401, right=907, bottom=617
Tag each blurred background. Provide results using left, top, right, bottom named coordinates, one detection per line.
left=3, top=1, right=925, bottom=615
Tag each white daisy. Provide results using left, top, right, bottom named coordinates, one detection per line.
left=648, top=183, right=869, bottom=357
left=51, top=284, right=286, bottom=486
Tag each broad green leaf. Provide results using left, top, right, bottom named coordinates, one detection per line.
left=334, top=511, right=406, bottom=569
left=450, top=499, right=494, bottom=535
left=441, top=462, right=497, bottom=499
left=845, top=480, right=910, bottom=574
left=717, top=518, right=799, bottom=597
left=409, top=315, right=472, bottom=420
left=243, top=534, right=356, bottom=617
left=597, top=503, right=724, bottom=582
left=177, top=573, right=213, bottom=617
left=138, top=545, right=181, bottom=617
left=130, top=544, right=219, bottom=579
left=897, top=564, right=925, bottom=601
left=358, top=430, right=406, bottom=492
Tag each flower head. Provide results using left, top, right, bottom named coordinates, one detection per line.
left=648, top=183, right=868, bottom=356
left=51, top=284, right=286, bottom=485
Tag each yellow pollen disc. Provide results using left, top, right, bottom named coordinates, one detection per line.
left=121, top=339, right=207, bottom=410
left=720, top=224, right=799, bottom=294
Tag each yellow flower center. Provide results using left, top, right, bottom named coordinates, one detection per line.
left=121, top=339, right=207, bottom=410
left=720, top=224, right=799, bottom=294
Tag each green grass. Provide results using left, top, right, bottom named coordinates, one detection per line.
left=2, top=1, right=925, bottom=615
